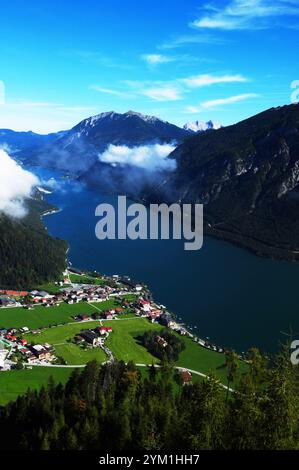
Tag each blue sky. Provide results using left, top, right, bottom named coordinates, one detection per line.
left=0, top=0, right=298, bottom=133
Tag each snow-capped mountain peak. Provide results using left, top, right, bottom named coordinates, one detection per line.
left=183, top=119, right=222, bottom=133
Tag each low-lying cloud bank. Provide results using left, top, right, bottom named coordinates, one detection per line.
left=98, top=143, right=177, bottom=171
left=0, top=149, right=39, bottom=217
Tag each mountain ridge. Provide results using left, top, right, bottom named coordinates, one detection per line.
left=147, top=103, right=299, bottom=261
left=4, top=110, right=190, bottom=172
left=183, top=119, right=222, bottom=133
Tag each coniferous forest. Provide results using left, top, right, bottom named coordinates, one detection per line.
left=0, top=213, right=67, bottom=289
left=1, top=348, right=298, bottom=451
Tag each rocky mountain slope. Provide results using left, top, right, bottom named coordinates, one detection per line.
left=0, top=129, right=57, bottom=154
left=183, top=119, right=222, bottom=133
left=149, top=104, right=299, bottom=260
left=9, top=111, right=189, bottom=173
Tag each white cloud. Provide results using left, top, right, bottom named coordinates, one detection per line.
left=159, top=34, right=229, bottom=49
left=90, top=85, right=131, bottom=98
left=184, top=106, right=203, bottom=114
left=0, top=149, right=39, bottom=217
left=140, top=87, right=183, bottom=102
left=191, top=0, right=299, bottom=31
left=141, top=54, right=173, bottom=66
left=201, top=93, right=259, bottom=108
left=122, top=73, right=247, bottom=102
left=180, top=73, right=247, bottom=88
left=185, top=93, right=259, bottom=112
left=98, top=143, right=177, bottom=171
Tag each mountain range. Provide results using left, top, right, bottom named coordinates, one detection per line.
left=6, top=111, right=190, bottom=172
left=0, top=111, right=222, bottom=173
left=2, top=104, right=299, bottom=262
left=149, top=103, right=299, bottom=261
left=183, top=120, right=222, bottom=133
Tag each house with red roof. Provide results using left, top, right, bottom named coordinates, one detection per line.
left=102, top=311, right=114, bottom=320
left=139, top=299, right=151, bottom=312
left=98, top=326, right=113, bottom=335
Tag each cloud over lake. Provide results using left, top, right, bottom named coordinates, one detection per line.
left=98, top=143, right=177, bottom=171
left=0, top=149, right=39, bottom=217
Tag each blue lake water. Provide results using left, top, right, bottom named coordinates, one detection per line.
left=33, top=167, right=299, bottom=353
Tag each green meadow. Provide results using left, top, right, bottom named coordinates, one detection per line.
left=0, top=299, right=118, bottom=330
left=0, top=367, right=75, bottom=405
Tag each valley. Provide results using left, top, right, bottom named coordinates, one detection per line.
left=0, top=270, right=241, bottom=405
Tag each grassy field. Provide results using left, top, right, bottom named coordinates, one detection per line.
left=24, top=320, right=109, bottom=365
left=0, top=316, right=248, bottom=406
left=24, top=320, right=103, bottom=343
left=0, top=317, right=248, bottom=405
left=54, top=343, right=107, bottom=365
left=22, top=317, right=246, bottom=383
left=0, top=364, right=203, bottom=406
left=24, top=318, right=162, bottom=365
left=0, top=367, right=75, bottom=405
left=0, top=299, right=118, bottom=330
left=36, top=282, right=65, bottom=294
left=104, top=318, right=163, bottom=364
left=69, top=274, right=104, bottom=285
left=176, top=336, right=248, bottom=386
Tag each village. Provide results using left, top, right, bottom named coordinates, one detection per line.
left=0, top=268, right=225, bottom=384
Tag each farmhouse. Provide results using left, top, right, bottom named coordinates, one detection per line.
left=115, top=307, right=124, bottom=314
left=30, top=291, right=53, bottom=303
left=139, top=299, right=151, bottom=313
left=120, top=277, right=143, bottom=291
left=97, top=326, right=113, bottom=336
left=0, top=295, right=18, bottom=307
left=79, top=330, right=102, bottom=347
left=30, top=344, right=53, bottom=361
left=0, top=290, right=27, bottom=297
left=102, top=311, right=114, bottom=320
left=180, top=370, right=192, bottom=385
left=156, top=336, right=168, bottom=348
left=159, top=313, right=176, bottom=328
left=77, top=314, right=90, bottom=321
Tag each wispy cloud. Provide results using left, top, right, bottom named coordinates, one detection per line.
left=191, top=0, right=299, bottom=31
left=141, top=54, right=174, bottom=66
left=159, top=33, right=229, bottom=49
left=180, top=73, right=247, bottom=87
left=201, top=93, right=259, bottom=108
left=119, top=72, right=249, bottom=102
left=90, top=85, right=132, bottom=98
left=185, top=93, right=259, bottom=113
left=140, top=87, right=183, bottom=102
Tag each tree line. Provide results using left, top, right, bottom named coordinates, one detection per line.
left=0, top=346, right=298, bottom=450
left=0, top=214, right=67, bottom=289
